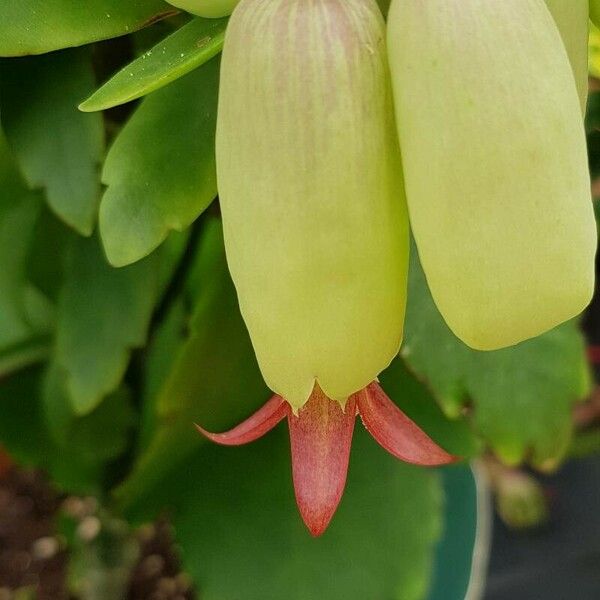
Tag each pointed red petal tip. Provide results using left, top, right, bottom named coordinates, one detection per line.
left=195, top=394, right=288, bottom=446
left=288, top=386, right=356, bottom=536
left=357, top=383, right=458, bottom=466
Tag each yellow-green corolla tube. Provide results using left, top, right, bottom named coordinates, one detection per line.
left=387, top=0, right=596, bottom=351
left=217, top=0, right=408, bottom=410
left=544, top=0, right=589, bottom=113
left=166, top=0, right=239, bottom=18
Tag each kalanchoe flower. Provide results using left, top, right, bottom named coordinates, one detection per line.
left=197, top=383, right=455, bottom=536
left=386, top=0, right=596, bottom=351
left=216, top=0, right=409, bottom=410
left=203, top=0, right=455, bottom=536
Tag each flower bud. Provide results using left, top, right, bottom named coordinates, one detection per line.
left=216, top=0, right=408, bottom=408
left=387, top=0, right=596, bottom=351
left=166, top=0, right=239, bottom=18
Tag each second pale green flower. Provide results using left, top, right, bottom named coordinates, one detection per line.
left=387, top=0, right=596, bottom=351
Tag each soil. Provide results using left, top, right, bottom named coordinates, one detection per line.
left=0, top=467, right=68, bottom=599
left=0, top=467, right=195, bottom=600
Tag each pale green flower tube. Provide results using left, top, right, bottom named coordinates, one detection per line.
left=544, top=0, right=589, bottom=113
left=217, top=0, right=408, bottom=409
left=387, top=0, right=596, bottom=351
left=166, top=0, right=239, bottom=18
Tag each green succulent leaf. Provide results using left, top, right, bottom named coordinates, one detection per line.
left=137, top=297, right=187, bottom=451
left=80, top=17, right=227, bottom=112
left=43, top=364, right=136, bottom=464
left=0, top=129, right=47, bottom=350
left=0, top=367, right=52, bottom=467
left=55, top=234, right=161, bottom=415
left=126, top=426, right=443, bottom=600
left=26, top=207, right=71, bottom=303
left=0, top=365, right=133, bottom=494
left=403, top=250, right=590, bottom=469
left=0, top=0, right=178, bottom=57
left=99, top=58, right=219, bottom=267
left=0, top=335, right=52, bottom=379
left=115, top=218, right=269, bottom=507
left=167, top=0, right=238, bottom=18
left=0, top=200, right=41, bottom=347
left=0, top=48, right=104, bottom=235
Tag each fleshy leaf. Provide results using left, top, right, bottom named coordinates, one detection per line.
left=289, top=387, right=356, bottom=536
left=137, top=299, right=187, bottom=452
left=81, top=17, right=226, bottom=112
left=0, top=366, right=130, bottom=495
left=0, top=0, right=177, bottom=56
left=196, top=394, right=287, bottom=445
left=358, top=383, right=457, bottom=466
left=403, top=250, right=590, bottom=468
left=43, top=364, right=136, bottom=464
left=0, top=336, right=51, bottom=379
left=0, top=48, right=104, bottom=235
left=0, top=367, right=52, bottom=468
left=123, top=427, right=443, bottom=600
left=0, top=128, right=46, bottom=350
left=56, top=234, right=161, bottom=414
left=26, top=206, right=71, bottom=306
left=114, top=219, right=269, bottom=508
left=100, top=58, right=219, bottom=267
left=167, top=0, right=238, bottom=18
